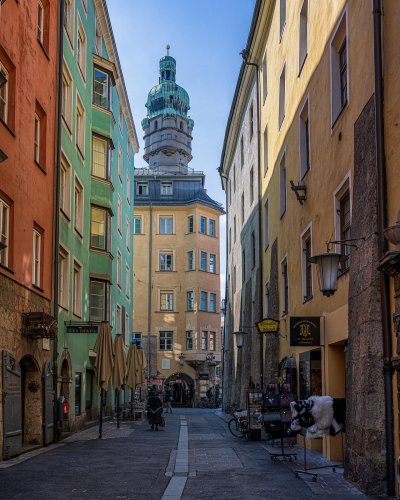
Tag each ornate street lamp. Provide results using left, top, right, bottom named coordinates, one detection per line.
left=308, top=251, right=348, bottom=297
left=379, top=211, right=400, bottom=275
left=232, top=330, right=248, bottom=349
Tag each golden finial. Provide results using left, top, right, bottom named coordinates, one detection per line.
left=166, top=44, right=170, bottom=56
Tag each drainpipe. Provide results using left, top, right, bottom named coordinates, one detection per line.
left=373, top=0, right=395, bottom=495
left=241, top=56, right=263, bottom=389
left=146, top=203, right=153, bottom=383
left=52, top=0, right=64, bottom=443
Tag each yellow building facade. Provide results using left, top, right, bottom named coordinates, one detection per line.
left=221, top=0, right=399, bottom=495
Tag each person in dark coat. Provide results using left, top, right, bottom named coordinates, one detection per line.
left=146, top=386, right=163, bottom=431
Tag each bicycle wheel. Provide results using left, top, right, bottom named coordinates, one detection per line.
left=228, top=417, right=245, bottom=438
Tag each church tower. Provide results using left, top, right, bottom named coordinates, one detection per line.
left=141, top=45, right=194, bottom=173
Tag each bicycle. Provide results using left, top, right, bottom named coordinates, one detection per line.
left=226, top=401, right=240, bottom=415
left=227, top=409, right=249, bottom=439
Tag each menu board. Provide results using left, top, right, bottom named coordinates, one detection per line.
left=247, top=391, right=263, bottom=429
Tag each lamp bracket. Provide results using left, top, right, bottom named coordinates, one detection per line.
left=290, top=180, right=307, bottom=205
left=326, top=237, right=366, bottom=252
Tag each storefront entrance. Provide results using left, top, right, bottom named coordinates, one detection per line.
left=164, top=372, right=194, bottom=407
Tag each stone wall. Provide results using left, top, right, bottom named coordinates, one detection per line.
left=345, top=96, right=386, bottom=495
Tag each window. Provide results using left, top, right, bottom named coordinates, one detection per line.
left=299, top=99, right=310, bottom=179
left=93, top=67, right=112, bottom=110
left=187, top=251, right=195, bottom=271
left=201, top=331, right=208, bottom=350
left=200, top=216, right=206, bottom=234
left=133, top=216, right=142, bottom=234
left=37, top=1, right=44, bottom=45
left=1, top=198, right=10, bottom=267
left=265, top=281, right=270, bottom=317
left=264, top=200, right=269, bottom=250
left=209, top=219, right=216, bottom=237
left=338, top=189, right=351, bottom=273
left=229, top=227, right=232, bottom=253
left=74, top=177, right=83, bottom=236
left=159, top=216, right=173, bottom=234
left=209, top=332, right=215, bottom=351
left=161, top=182, right=173, bottom=195
left=118, top=145, right=122, bottom=181
left=233, top=267, right=236, bottom=294
left=280, top=0, right=286, bottom=39
left=118, top=196, right=122, bottom=234
left=137, top=182, right=148, bottom=195
left=167, top=134, right=172, bottom=140
left=250, top=103, right=254, bottom=141
left=251, top=231, right=256, bottom=269
left=279, top=65, right=286, bottom=128
left=281, top=258, right=288, bottom=315
left=116, top=304, right=122, bottom=334
left=32, top=229, right=42, bottom=287
left=200, top=251, right=207, bottom=271
left=160, top=291, right=173, bottom=311
left=180, top=121, right=183, bottom=130
left=0, top=63, right=9, bottom=124
left=241, top=193, right=245, bottom=224
left=280, top=153, right=286, bottom=217
left=161, top=134, right=165, bottom=141
left=229, top=181, right=232, bottom=206
left=125, top=313, right=129, bottom=345
left=127, top=173, right=130, bottom=203
left=62, top=64, right=73, bottom=129
left=186, top=331, right=194, bottom=350
left=301, top=227, right=313, bottom=302
left=242, top=250, right=246, bottom=283
left=58, top=246, right=69, bottom=309
left=117, top=251, right=122, bottom=288
left=126, top=265, right=130, bottom=298
left=262, top=53, right=267, bottom=102
left=160, top=252, right=173, bottom=271
left=77, top=18, right=86, bottom=78
left=82, top=0, right=87, bottom=11
left=74, top=373, right=82, bottom=416
left=133, top=332, right=142, bottom=348
left=119, top=108, right=123, bottom=132
left=73, top=260, right=82, bottom=317
left=331, top=11, right=348, bottom=124
left=233, top=164, right=236, bottom=192
left=240, top=136, right=244, bottom=168
left=90, top=280, right=108, bottom=322
left=90, top=206, right=107, bottom=249
left=187, top=215, right=194, bottom=233
left=76, top=95, right=85, bottom=156
left=263, top=125, right=268, bottom=175
left=34, top=114, right=40, bottom=163
left=209, top=254, right=216, bottom=273
left=250, top=167, right=254, bottom=205
left=92, top=136, right=110, bottom=179
left=200, top=291, right=207, bottom=311
left=209, top=293, right=216, bottom=313
left=126, top=218, right=130, bottom=250
left=233, top=216, right=237, bottom=243
left=154, top=120, right=158, bottom=131
left=187, top=291, right=194, bottom=311
left=95, top=17, right=102, bottom=55
left=64, top=0, right=73, bottom=43
left=60, top=155, right=71, bottom=217
left=159, top=331, right=173, bottom=351
left=299, top=0, right=308, bottom=72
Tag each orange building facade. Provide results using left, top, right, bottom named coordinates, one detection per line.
left=0, top=0, right=59, bottom=459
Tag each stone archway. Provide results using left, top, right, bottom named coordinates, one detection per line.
left=59, top=349, right=72, bottom=403
left=164, top=372, right=195, bottom=407
left=20, top=355, right=41, bottom=446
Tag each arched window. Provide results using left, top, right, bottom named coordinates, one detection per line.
left=180, top=121, right=183, bottom=130
left=154, top=120, right=158, bottom=131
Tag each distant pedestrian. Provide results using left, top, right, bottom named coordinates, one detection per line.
left=146, top=385, right=163, bottom=431
left=164, top=385, right=173, bottom=414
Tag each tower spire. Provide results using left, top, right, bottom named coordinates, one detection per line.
left=166, top=43, right=170, bottom=56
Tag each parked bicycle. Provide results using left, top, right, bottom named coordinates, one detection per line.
left=227, top=409, right=249, bottom=439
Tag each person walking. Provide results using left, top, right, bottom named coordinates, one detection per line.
left=146, top=385, right=163, bottom=431
left=164, top=385, right=173, bottom=414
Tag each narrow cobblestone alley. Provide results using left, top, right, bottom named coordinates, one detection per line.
left=0, top=409, right=372, bottom=499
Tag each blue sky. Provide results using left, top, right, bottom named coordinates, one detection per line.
left=107, top=0, right=256, bottom=294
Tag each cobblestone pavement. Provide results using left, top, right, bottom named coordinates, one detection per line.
left=0, top=409, right=375, bottom=499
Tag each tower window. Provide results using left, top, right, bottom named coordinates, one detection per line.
left=180, top=121, right=183, bottom=130
left=154, top=121, right=158, bottom=130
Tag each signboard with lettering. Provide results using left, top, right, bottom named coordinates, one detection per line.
left=256, top=318, right=280, bottom=334
left=290, top=317, right=321, bottom=347
left=66, top=325, right=99, bottom=334
left=199, top=372, right=209, bottom=380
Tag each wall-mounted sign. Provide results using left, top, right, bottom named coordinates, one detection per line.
left=290, top=317, right=321, bottom=347
left=66, top=325, right=98, bottom=334
left=256, top=318, right=280, bottom=333
left=199, top=372, right=209, bottom=380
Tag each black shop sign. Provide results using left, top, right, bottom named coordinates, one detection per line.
left=290, top=317, right=321, bottom=347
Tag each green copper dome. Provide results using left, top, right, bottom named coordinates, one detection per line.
left=145, top=50, right=191, bottom=120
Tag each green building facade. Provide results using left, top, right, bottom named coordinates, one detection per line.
left=58, top=0, right=138, bottom=430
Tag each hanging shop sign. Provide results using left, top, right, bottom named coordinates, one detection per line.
left=199, top=372, right=209, bottom=380
left=66, top=323, right=99, bottom=334
left=290, top=317, right=321, bottom=347
left=256, top=318, right=280, bottom=333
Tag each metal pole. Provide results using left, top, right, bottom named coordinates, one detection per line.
left=99, top=389, right=104, bottom=439
left=147, top=204, right=153, bottom=383
left=372, top=0, right=395, bottom=495
left=116, top=389, right=120, bottom=429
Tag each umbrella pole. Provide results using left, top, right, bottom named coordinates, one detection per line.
left=99, top=388, right=104, bottom=439
left=117, top=388, right=120, bottom=429
left=131, top=389, right=134, bottom=423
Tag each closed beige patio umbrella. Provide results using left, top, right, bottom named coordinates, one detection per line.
left=93, top=322, right=114, bottom=438
left=112, top=334, right=125, bottom=428
left=137, top=347, right=147, bottom=386
left=126, top=343, right=138, bottom=421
